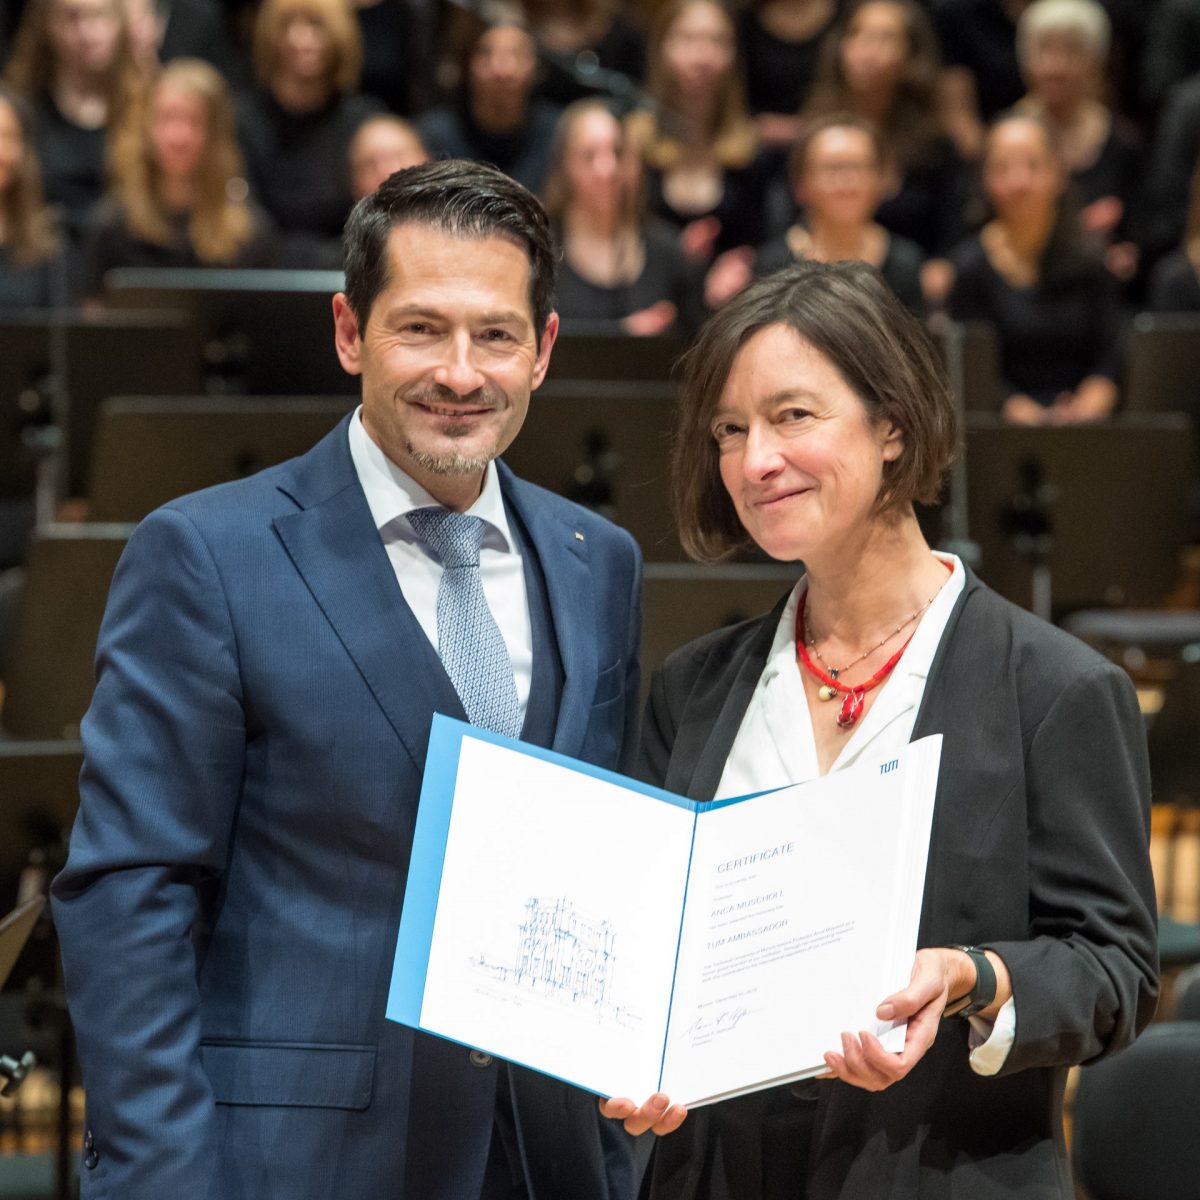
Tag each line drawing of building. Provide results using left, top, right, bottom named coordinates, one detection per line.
left=514, top=897, right=616, bottom=1008
left=472, top=896, right=630, bottom=1022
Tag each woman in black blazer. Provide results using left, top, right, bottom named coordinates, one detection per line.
left=601, top=261, right=1158, bottom=1199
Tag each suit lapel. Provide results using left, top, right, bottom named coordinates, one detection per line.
left=272, top=420, right=465, bottom=773
left=499, top=465, right=598, bottom=758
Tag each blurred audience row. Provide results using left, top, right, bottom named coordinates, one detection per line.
left=3, top=0, right=1200, bottom=426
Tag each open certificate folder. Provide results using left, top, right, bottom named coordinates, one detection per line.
left=388, top=715, right=942, bottom=1108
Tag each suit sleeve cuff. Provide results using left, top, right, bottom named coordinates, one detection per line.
left=967, top=996, right=1016, bottom=1076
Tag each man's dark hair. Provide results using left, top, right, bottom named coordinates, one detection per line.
left=342, top=159, right=557, bottom=340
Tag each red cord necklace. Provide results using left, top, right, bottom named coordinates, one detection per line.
left=795, top=589, right=916, bottom=729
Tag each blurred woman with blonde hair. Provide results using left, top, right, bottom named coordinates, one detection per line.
left=544, top=98, right=701, bottom=334
left=4, top=0, right=145, bottom=238
left=83, top=58, right=274, bottom=298
left=237, top=0, right=380, bottom=260
left=628, top=0, right=773, bottom=267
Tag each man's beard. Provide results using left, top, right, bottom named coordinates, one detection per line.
left=401, top=382, right=509, bottom=476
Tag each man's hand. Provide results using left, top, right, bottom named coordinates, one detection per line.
left=598, top=1093, right=688, bottom=1136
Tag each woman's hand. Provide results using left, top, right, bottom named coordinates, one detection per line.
left=622, top=300, right=678, bottom=337
left=704, top=246, right=754, bottom=307
left=821, top=947, right=972, bottom=1092
left=680, top=216, right=722, bottom=262
left=1002, top=393, right=1048, bottom=425
left=598, top=1093, right=689, bottom=1136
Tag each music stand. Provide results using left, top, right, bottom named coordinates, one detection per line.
left=1124, top=312, right=1200, bottom=415
left=0, top=897, right=45, bottom=1098
left=2, top=525, right=131, bottom=739
left=0, top=310, right=201, bottom=500
left=539, top=328, right=684, bottom=400
left=501, top=389, right=681, bottom=560
left=88, top=396, right=355, bottom=522
left=641, top=563, right=799, bottom=703
left=962, top=414, right=1194, bottom=615
left=103, top=267, right=353, bottom=397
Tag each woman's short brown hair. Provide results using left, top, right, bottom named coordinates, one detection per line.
left=673, top=260, right=959, bottom=562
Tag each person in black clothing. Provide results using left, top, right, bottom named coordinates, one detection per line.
left=236, top=0, right=379, bottom=263
left=627, top=0, right=773, bottom=280
left=1147, top=159, right=1200, bottom=310
left=82, top=57, right=274, bottom=299
left=3, top=0, right=145, bottom=240
left=948, top=112, right=1121, bottom=423
left=753, top=113, right=925, bottom=313
left=348, top=113, right=427, bottom=201
left=933, top=0, right=1030, bottom=160
left=1140, top=0, right=1200, bottom=112
left=803, top=0, right=968, bottom=259
left=0, top=84, right=62, bottom=307
left=417, top=11, right=561, bottom=195
left=1014, top=0, right=1141, bottom=276
left=543, top=98, right=702, bottom=333
left=1138, top=71, right=1200, bottom=270
left=737, top=0, right=837, bottom=149
left=523, top=0, right=647, bottom=107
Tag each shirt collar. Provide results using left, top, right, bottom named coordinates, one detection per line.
left=347, top=405, right=515, bottom=551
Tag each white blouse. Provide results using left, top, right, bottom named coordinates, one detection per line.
left=715, top=554, right=1014, bottom=1076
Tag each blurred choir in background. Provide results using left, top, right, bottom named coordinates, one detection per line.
left=3, top=0, right=1200, bottom=421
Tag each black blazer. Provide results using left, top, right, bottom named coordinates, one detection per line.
left=639, top=571, right=1158, bottom=1200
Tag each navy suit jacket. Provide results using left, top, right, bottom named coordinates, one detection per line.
left=51, top=417, right=643, bottom=1200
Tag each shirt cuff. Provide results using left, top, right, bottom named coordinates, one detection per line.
left=967, top=996, right=1016, bottom=1076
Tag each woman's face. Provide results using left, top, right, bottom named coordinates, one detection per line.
left=983, top=119, right=1065, bottom=223
left=661, top=1, right=736, bottom=100
left=1023, top=27, right=1098, bottom=110
left=712, top=323, right=902, bottom=563
left=0, top=100, right=23, bottom=194
left=469, top=25, right=538, bottom=108
left=840, top=2, right=908, bottom=96
left=277, top=9, right=333, bottom=83
left=48, top=0, right=122, bottom=75
left=563, top=108, right=626, bottom=214
left=150, top=81, right=208, bottom=181
left=797, top=126, right=885, bottom=228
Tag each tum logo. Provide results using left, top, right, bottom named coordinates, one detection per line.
left=880, top=758, right=899, bottom=775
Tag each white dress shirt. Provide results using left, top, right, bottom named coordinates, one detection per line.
left=347, top=407, right=533, bottom=715
left=715, top=553, right=1015, bottom=1075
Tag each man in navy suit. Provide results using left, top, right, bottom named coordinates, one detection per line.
left=51, top=160, right=643, bottom=1200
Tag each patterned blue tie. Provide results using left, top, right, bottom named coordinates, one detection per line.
left=407, top=507, right=522, bottom=739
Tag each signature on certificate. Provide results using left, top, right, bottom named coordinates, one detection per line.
left=679, top=1006, right=760, bottom=1042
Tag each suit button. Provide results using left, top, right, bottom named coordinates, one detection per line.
left=84, top=1150, right=99, bottom=1170
left=84, top=1129, right=94, bottom=1150
left=469, top=1050, right=493, bottom=1068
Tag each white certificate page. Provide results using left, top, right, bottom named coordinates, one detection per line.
left=661, top=736, right=942, bottom=1106
left=417, top=737, right=696, bottom=1100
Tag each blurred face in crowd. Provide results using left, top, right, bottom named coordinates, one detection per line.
left=661, top=0, right=736, bottom=102
left=469, top=24, right=538, bottom=111
left=349, top=119, right=428, bottom=200
left=48, top=0, right=122, bottom=76
left=150, top=80, right=208, bottom=181
left=332, top=222, right=558, bottom=509
left=277, top=8, right=333, bottom=83
left=0, top=99, right=22, bottom=195
left=983, top=117, right=1065, bottom=225
left=840, top=1, right=909, bottom=97
left=1024, top=27, right=1097, bottom=112
left=796, top=125, right=886, bottom=229
left=563, top=107, right=627, bottom=219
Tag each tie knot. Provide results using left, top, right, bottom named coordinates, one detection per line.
left=408, top=507, right=485, bottom=569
